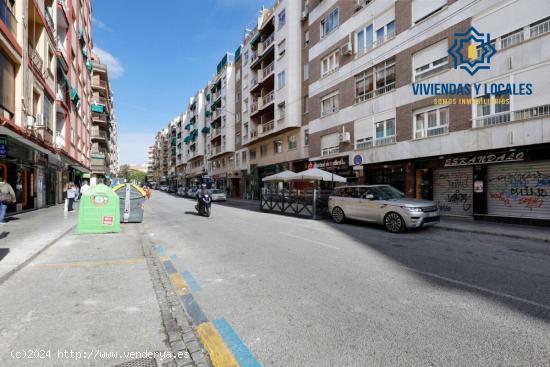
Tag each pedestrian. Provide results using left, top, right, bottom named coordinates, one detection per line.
left=67, top=183, right=77, bottom=212
left=0, top=177, right=16, bottom=224
left=74, top=184, right=81, bottom=202
left=80, top=181, right=90, bottom=196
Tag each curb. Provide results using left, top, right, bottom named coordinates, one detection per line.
left=433, top=224, right=550, bottom=243
left=0, top=225, right=75, bottom=285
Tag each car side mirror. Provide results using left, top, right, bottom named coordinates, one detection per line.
left=364, top=194, right=374, bottom=200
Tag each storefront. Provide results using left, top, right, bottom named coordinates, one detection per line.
left=375, top=144, right=550, bottom=225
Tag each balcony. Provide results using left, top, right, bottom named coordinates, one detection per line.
left=250, top=102, right=259, bottom=114
left=93, top=95, right=108, bottom=106
left=473, top=103, right=550, bottom=128
left=258, top=120, right=275, bottom=136
left=374, top=135, right=396, bottom=146
left=211, top=127, right=222, bottom=138
left=262, top=33, right=274, bottom=54
left=321, top=146, right=340, bottom=157
left=0, top=0, right=17, bottom=36
left=92, top=79, right=108, bottom=89
left=45, top=8, right=55, bottom=34
left=355, top=82, right=396, bottom=104
left=261, top=92, right=274, bottom=108
left=91, top=128, right=107, bottom=141
left=262, top=61, right=275, bottom=80
left=28, top=44, right=43, bottom=71
left=414, top=125, right=449, bottom=139
left=92, top=112, right=107, bottom=124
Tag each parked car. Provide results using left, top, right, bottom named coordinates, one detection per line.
left=168, top=186, right=177, bottom=194
left=210, top=189, right=227, bottom=202
left=328, top=185, right=440, bottom=233
left=187, top=187, right=199, bottom=198
left=158, top=185, right=169, bottom=192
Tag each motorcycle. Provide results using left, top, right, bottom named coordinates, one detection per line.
left=196, top=194, right=212, bottom=217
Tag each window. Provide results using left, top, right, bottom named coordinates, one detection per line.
left=250, top=149, right=256, bottom=160
left=260, top=144, right=268, bottom=157
left=355, top=58, right=395, bottom=103
left=303, top=96, right=309, bottom=114
left=241, top=151, right=246, bottom=163
left=0, top=50, right=16, bottom=115
left=303, top=63, right=309, bottom=80
left=304, top=129, right=309, bottom=146
left=278, top=40, right=286, bottom=57
left=43, top=96, right=53, bottom=130
left=356, top=24, right=373, bottom=55
left=321, top=51, right=339, bottom=77
left=277, top=70, right=286, bottom=89
left=321, top=92, right=339, bottom=117
left=236, top=132, right=241, bottom=146
left=274, top=139, right=283, bottom=154
left=236, top=153, right=240, bottom=166
left=321, top=8, right=339, bottom=38
left=243, top=98, right=248, bottom=112
left=414, top=106, right=449, bottom=139
left=244, top=122, right=248, bottom=136
left=500, top=28, right=524, bottom=49
left=288, top=135, right=297, bottom=150
left=277, top=102, right=286, bottom=120
left=304, top=30, right=309, bottom=47
left=278, top=9, right=286, bottom=29
left=321, top=133, right=340, bottom=156
left=243, top=51, right=249, bottom=65
left=413, top=40, right=448, bottom=81
left=473, top=93, right=511, bottom=127
left=374, top=118, right=395, bottom=146
left=531, top=16, right=550, bottom=38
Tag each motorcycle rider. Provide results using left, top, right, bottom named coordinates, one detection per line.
left=196, top=183, right=211, bottom=212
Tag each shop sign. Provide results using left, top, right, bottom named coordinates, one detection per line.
left=444, top=151, right=525, bottom=167
left=313, top=156, right=349, bottom=170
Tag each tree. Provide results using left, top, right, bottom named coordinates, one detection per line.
left=119, top=164, right=147, bottom=184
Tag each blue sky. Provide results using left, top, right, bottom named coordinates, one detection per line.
left=92, top=0, right=263, bottom=165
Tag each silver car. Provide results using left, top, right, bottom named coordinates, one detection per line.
left=328, top=185, right=440, bottom=233
left=210, top=189, right=227, bottom=202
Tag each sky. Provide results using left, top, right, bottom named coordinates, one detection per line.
left=91, top=0, right=264, bottom=165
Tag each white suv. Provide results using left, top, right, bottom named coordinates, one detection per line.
left=328, top=185, right=440, bottom=233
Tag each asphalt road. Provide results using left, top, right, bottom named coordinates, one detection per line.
left=145, top=192, right=550, bottom=367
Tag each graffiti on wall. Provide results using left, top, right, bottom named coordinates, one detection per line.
left=489, top=170, right=549, bottom=210
left=435, top=171, right=472, bottom=214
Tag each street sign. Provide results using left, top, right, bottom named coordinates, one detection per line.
left=353, top=154, right=363, bottom=166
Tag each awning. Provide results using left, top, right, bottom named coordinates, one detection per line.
left=287, top=168, right=347, bottom=183
left=262, top=170, right=296, bottom=182
left=91, top=104, right=104, bottom=113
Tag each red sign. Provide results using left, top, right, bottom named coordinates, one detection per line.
left=102, top=216, right=114, bottom=226
left=307, top=162, right=314, bottom=169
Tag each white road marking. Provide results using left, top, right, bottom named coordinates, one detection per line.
left=403, top=266, right=550, bottom=312
left=279, top=232, right=340, bottom=250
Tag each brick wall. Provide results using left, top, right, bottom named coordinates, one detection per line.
left=309, top=0, right=355, bottom=48
left=309, top=120, right=354, bottom=157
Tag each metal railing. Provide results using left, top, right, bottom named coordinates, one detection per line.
left=500, top=30, right=524, bottom=49
left=321, top=106, right=339, bottom=117
left=262, top=61, right=275, bottom=79
left=473, top=104, right=550, bottom=128
left=259, top=120, right=275, bottom=135
left=372, top=31, right=396, bottom=48
left=94, top=96, right=108, bottom=105
left=263, top=33, right=274, bottom=50
left=1, top=0, right=17, bottom=36
left=374, top=135, right=396, bottom=146
left=355, top=82, right=396, bottom=104
left=28, top=44, right=43, bottom=71
left=531, top=19, right=550, bottom=38
left=45, top=8, right=55, bottom=34
left=92, top=112, right=107, bottom=122
left=262, top=91, right=274, bottom=106
left=321, top=146, right=340, bottom=157
left=92, top=79, right=108, bottom=89
left=414, top=125, right=449, bottom=139
left=250, top=102, right=259, bottom=114
left=211, top=127, right=222, bottom=137
left=355, top=140, right=373, bottom=150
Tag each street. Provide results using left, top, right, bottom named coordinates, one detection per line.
left=1, top=192, right=550, bottom=367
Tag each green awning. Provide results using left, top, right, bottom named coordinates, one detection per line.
left=82, top=46, right=89, bottom=58
left=171, top=137, right=177, bottom=146
left=70, top=87, right=80, bottom=105
left=201, top=127, right=210, bottom=134
left=79, top=28, right=85, bottom=42
left=205, top=110, right=211, bottom=117
left=91, top=104, right=104, bottom=113
left=206, top=94, right=211, bottom=101
left=86, top=59, right=93, bottom=71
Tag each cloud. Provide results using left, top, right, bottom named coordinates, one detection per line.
left=92, top=17, right=111, bottom=32
left=94, top=47, right=124, bottom=79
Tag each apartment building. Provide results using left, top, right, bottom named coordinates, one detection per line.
left=306, top=0, right=550, bottom=224
left=239, top=0, right=310, bottom=198
left=0, top=0, right=93, bottom=213
left=90, top=52, right=118, bottom=181
left=147, top=145, right=155, bottom=182
left=182, top=88, right=208, bottom=188
left=206, top=52, right=236, bottom=191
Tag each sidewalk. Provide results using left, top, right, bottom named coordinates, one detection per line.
left=220, top=198, right=550, bottom=242
left=0, top=204, right=77, bottom=283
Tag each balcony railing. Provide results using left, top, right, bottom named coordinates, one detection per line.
left=92, top=79, right=108, bottom=89
left=355, top=140, right=373, bottom=150
left=91, top=129, right=107, bottom=140
left=473, top=104, right=550, bottom=128
left=374, top=135, right=396, bottom=146
left=262, top=91, right=274, bottom=106
left=1, top=0, right=17, bottom=36
left=258, top=120, right=275, bottom=135
left=28, top=44, right=43, bottom=71
left=93, top=96, right=108, bottom=105
left=358, top=31, right=396, bottom=57
left=355, top=82, right=396, bottom=104
left=45, top=8, right=55, bottom=34
left=250, top=102, right=259, bottom=114
left=500, top=30, right=524, bottom=49
left=321, top=146, right=340, bottom=157
left=211, top=127, right=222, bottom=137
left=263, top=33, right=274, bottom=51
left=92, top=112, right=107, bottom=123
left=262, top=62, right=275, bottom=79
left=414, top=125, right=449, bottom=139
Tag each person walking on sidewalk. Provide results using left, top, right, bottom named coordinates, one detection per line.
left=67, top=183, right=78, bottom=212
left=80, top=181, right=90, bottom=196
left=0, top=177, right=16, bottom=224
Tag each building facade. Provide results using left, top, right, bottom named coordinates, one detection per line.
left=1, top=0, right=94, bottom=213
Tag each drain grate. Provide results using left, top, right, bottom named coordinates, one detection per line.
left=111, top=358, right=158, bottom=367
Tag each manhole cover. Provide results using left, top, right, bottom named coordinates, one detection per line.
left=112, top=358, right=158, bottom=367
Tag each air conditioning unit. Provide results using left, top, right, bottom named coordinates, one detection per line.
left=341, top=42, right=353, bottom=56
left=35, top=114, right=45, bottom=127
left=339, top=132, right=351, bottom=143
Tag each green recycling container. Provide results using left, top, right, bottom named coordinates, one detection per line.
left=112, top=183, right=147, bottom=223
left=76, top=183, right=121, bottom=234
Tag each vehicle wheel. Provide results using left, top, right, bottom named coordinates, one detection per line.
left=332, top=207, right=345, bottom=224
left=205, top=207, right=211, bottom=217
left=384, top=212, right=405, bottom=233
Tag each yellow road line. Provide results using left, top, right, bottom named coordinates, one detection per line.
left=32, top=257, right=145, bottom=269
left=169, top=273, right=189, bottom=296
left=196, top=322, right=238, bottom=367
